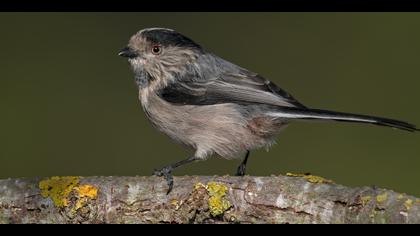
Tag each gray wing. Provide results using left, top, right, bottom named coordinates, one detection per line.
left=158, top=71, right=306, bottom=108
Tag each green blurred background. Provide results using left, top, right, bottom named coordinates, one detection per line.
left=0, top=13, right=419, bottom=196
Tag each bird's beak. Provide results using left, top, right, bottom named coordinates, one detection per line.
left=118, top=47, right=138, bottom=58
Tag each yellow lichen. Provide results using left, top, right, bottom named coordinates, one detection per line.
left=170, top=199, right=181, bottom=210
left=404, top=199, right=413, bottom=211
left=286, top=173, right=333, bottom=184
left=75, top=185, right=98, bottom=199
left=72, top=184, right=99, bottom=212
left=376, top=193, right=388, bottom=203
left=193, top=182, right=232, bottom=217
left=194, top=182, right=207, bottom=190
left=38, top=176, right=80, bottom=208
left=39, top=176, right=98, bottom=212
left=286, top=173, right=303, bottom=177
left=361, top=196, right=371, bottom=206
left=207, top=182, right=232, bottom=217
left=74, top=198, right=88, bottom=211
left=207, top=182, right=228, bottom=197
left=397, top=194, right=404, bottom=201
left=170, top=199, right=178, bottom=206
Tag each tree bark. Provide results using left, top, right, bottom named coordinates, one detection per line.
left=0, top=175, right=419, bottom=224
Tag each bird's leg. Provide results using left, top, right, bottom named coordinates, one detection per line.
left=236, top=150, right=250, bottom=176
left=153, top=156, right=198, bottom=194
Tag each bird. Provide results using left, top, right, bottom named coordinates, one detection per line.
left=118, top=27, right=418, bottom=194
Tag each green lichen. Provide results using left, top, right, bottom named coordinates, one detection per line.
left=376, top=193, right=388, bottom=204
left=286, top=173, right=333, bottom=184
left=39, top=176, right=80, bottom=208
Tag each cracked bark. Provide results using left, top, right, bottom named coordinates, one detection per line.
left=0, top=175, right=419, bottom=224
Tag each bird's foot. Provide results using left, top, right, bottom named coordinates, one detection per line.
left=153, top=166, right=174, bottom=194
left=235, top=163, right=246, bottom=176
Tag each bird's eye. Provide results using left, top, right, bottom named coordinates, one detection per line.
left=151, top=45, right=161, bottom=55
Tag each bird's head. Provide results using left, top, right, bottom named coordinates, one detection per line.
left=119, top=28, right=204, bottom=88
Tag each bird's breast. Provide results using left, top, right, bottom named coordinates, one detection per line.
left=139, top=89, right=196, bottom=148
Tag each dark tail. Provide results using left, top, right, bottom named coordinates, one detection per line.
left=270, top=107, right=419, bottom=132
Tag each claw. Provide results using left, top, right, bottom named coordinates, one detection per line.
left=152, top=157, right=197, bottom=194
left=153, top=166, right=174, bottom=194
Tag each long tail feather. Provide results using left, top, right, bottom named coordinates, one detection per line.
left=268, top=107, right=419, bottom=132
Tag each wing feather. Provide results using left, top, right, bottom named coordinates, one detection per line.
left=159, top=71, right=306, bottom=108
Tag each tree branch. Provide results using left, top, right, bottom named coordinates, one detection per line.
left=0, top=175, right=419, bottom=223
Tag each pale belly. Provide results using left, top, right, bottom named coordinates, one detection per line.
left=141, top=92, right=287, bottom=160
